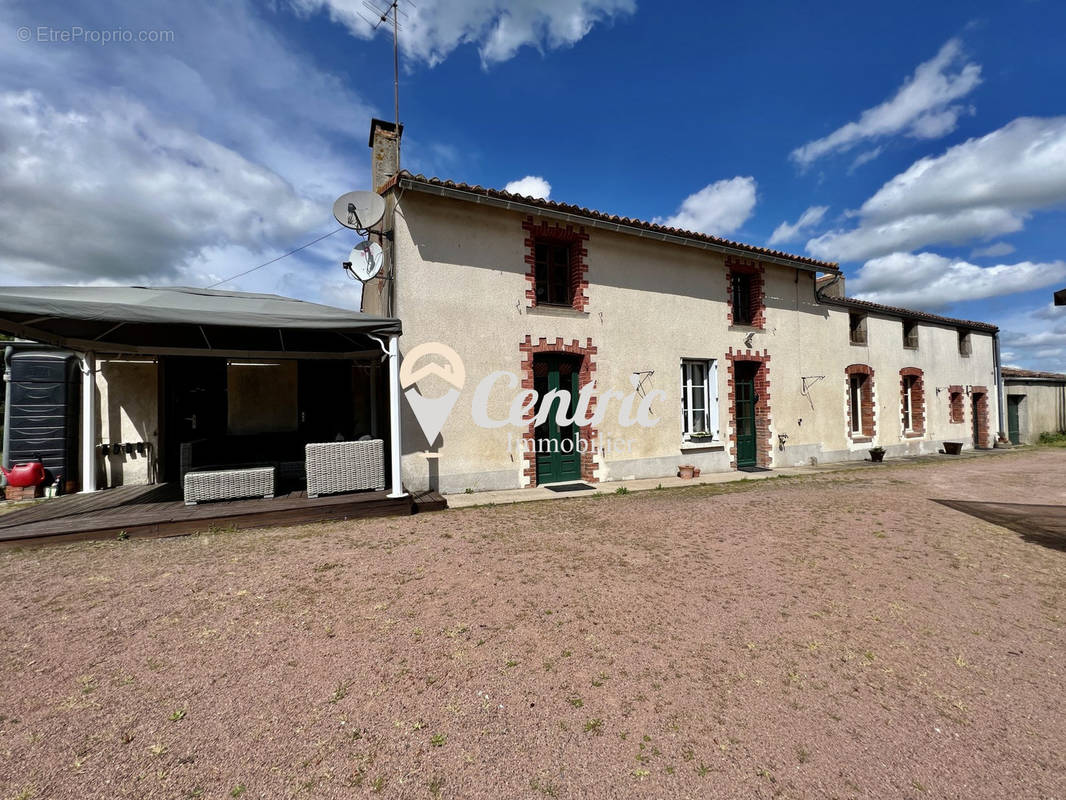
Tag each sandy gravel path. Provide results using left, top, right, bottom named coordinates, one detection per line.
left=2, top=449, right=1065, bottom=799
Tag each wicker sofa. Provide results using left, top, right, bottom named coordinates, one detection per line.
left=305, top=439, right=385, bottom=498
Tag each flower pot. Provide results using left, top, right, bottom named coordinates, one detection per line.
left=869, top=449, right=885, bottom=463
left=943, top=441, right=963, bottom=455
left=678, top=465, right=695, bottom=479
left=693, top=467, right=701, bottom=477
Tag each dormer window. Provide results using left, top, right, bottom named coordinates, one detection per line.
left=534, top=242, right=573, bottom=306
left=902, top=319, right=919, bottom=349
left=849, top=313, right=867, bottom=345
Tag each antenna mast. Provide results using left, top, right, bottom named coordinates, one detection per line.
left=360, top=0, right=409, bottom=170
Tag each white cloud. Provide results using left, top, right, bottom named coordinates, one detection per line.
left=289, top=0, right=636, bottom=67
left=504, top=175, right=552, bottom=199
left=769, top=205, right=829, bottom=246
left=850, top=251, right=1066, bottom=309
left=848, top=146, right=883, bottom=173
left=998, top=303, right=1066, bottom=373
left=807, top=116, right=1066, bottom=262
left=970, top=241, right=1016, bottom=258
left=0, top=91, right=321, bottom=285
left=656, top=177, right=757, bottom=236
left=791, top=38, right=981, bottom=168
left=0, top=0, right=376, bottom=295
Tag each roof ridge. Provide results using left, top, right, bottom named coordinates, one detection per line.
left=392, top=171, right=840, bottom=272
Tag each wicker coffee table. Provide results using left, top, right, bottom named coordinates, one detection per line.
left=183, top=466, right=275, bottom=505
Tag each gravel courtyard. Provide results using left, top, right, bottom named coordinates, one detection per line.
left=2, top=450, right=1065, bottom=799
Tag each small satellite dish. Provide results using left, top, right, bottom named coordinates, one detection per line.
left=344, top=241, right=384, bottom=282
left=333, top=191, right=385, bottom=231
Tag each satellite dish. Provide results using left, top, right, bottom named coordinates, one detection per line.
left=344, top=241, right=384, bottom=282
left=333, top=191, right=385, bottom=231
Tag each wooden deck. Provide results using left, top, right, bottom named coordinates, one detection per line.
left=0, top=483, right=447, bottom=548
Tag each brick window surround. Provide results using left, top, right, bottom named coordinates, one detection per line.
left=519, top=336, right=598, bottom=486
left=725, top=349, right=772, bottom=469
left=845, top=364, right=876, bottom=442
left=725, top=256, right=765, bottom=328
left=972, top=385, right=991, bottom=448
left=899, top=367, right=926, bottom=437
left=522, top=217, right=590, bottom=311
left=948, top=385, right=965, bottom=424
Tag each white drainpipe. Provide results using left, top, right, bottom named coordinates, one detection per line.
left=79, top=351, right=97, bottom=492
left=386, top=333, right=406, bottom=498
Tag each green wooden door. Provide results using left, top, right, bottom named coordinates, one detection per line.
left=1007, top=395, right=1022, bottom=445
left=533, top=355, right=582, bottom=484
left=971, top=393, right=982, bottom=448
left=735, top=371, right=757, bottom=468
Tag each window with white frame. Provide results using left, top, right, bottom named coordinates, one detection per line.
left=902, top=375, right=915, bottom=432
left=681, top=359, right=718, bottom=440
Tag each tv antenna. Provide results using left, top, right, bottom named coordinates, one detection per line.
left=358, top=0, right=411, bottom=169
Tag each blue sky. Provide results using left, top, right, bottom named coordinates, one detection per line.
left=2, top=0, right=1065, bottom=370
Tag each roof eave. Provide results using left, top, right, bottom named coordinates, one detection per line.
left=395, top=175, right=840, bottom=275
left=821, top=296, right=998, bottom=333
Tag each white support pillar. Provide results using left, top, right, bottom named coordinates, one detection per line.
left=80, top=352, right=98, bottom=493
left=386, top=333, right=406, bottom=498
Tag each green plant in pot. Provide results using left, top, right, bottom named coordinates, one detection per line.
left=688, top=431, right=714, bottom=443
left=869, top=446, right=886, bottom=463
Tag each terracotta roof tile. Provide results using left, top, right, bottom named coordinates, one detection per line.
left=391, top=171, right=840, bottom=272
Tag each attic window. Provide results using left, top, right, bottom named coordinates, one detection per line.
left=534, top=242, right=573, bottom=306
left=902, top=319, right=919, bottom=349
left=958, top=329, right=972, bottom=356
left=849, top=313, right=867, bottom=345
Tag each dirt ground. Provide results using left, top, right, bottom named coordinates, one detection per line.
left=2, top=449, right=1065, bottom=800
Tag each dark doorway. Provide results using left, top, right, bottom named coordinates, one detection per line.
left=971, top=392, right=984, bottom=448
left=1007, top=395, right=1023, bottom=445
left=299, top=360, right=358, bottom=444
left=533, top=353, right=582, bottom=484
left=734, top=361, right=758, bottom=468
left=160, top=357, right=227, bottom=481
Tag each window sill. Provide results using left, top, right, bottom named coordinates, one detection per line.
left=903, top=432, right=924, bottom=438
left=527, top=303, right=588, bottom=318
left=903, top=345, right=919, bottom=351
left=849, top=339, right=868, bottom=347
left=681, top=440, right=724, bottom=452
left=850, top=435, right=872, bottom=443
left=729, top=324, right=763, bottom=332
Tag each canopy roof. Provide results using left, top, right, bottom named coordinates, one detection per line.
left=0, top=286, right=401, bottom=357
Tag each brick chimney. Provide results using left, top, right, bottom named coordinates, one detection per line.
left=369, top=118, right=403, bottom=193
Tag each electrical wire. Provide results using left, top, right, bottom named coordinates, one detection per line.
left=204, top=226, right=346, bottom=288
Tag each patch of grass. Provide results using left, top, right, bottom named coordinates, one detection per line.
left=583, top=718, right=604, bottom=735
left=370, top=776, right=387, bottom=793
left=615, top=486, right=630, bottom=495
left=1038, top=431, right=1066, bottom=446
left=428, top=776, right=444, bottom=797
left=568, top=696, right=584, bottom=708
left=430, top=733, right=446, bottom=747
left=591, top=671, right=609, bottom=687
left=796, top=745, right=810, bottom=764
left=696, top=763, right=711, bottom=777
left=230, top=786, right=246, bottom=798
left=328, top=680, right=353, bottom=704
left=169, top=708, right=186, bottom=722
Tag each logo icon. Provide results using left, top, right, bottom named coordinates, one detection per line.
left=399, top=342, right=466, bottom=445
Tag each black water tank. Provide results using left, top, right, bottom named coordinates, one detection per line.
left=7, top=351, right=80, bottom=488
